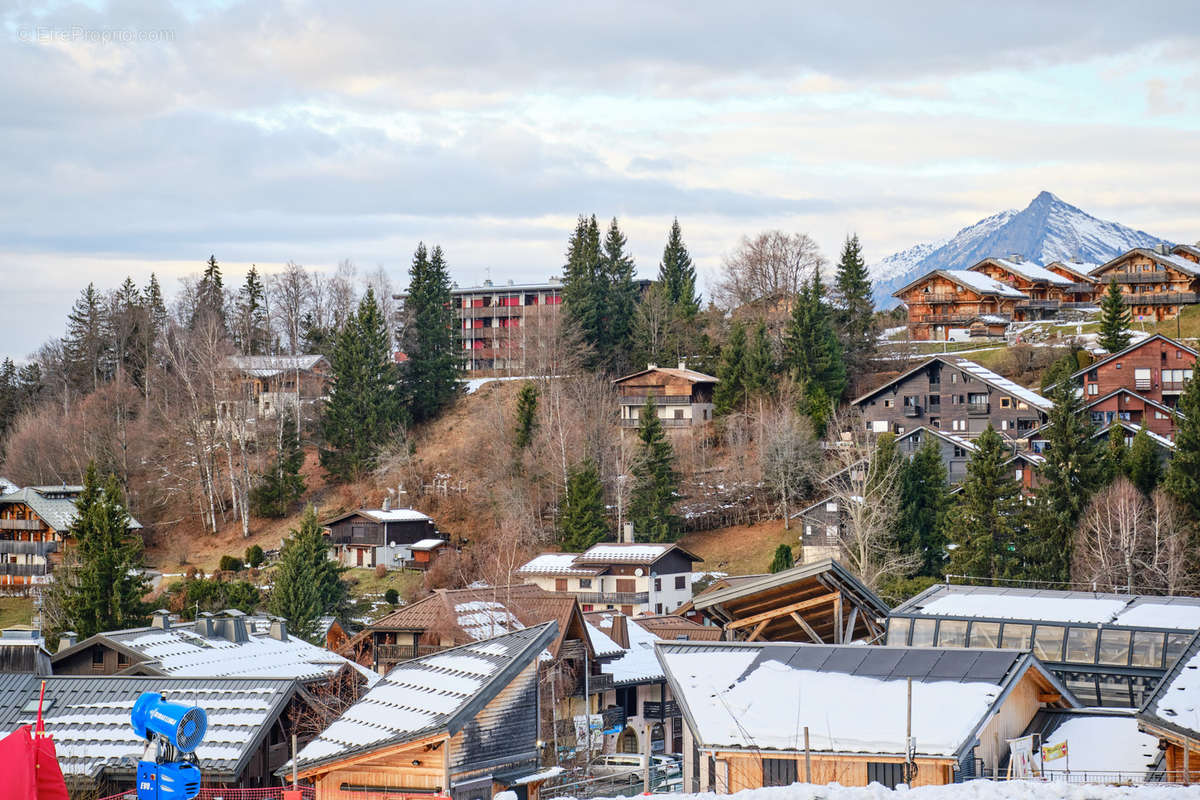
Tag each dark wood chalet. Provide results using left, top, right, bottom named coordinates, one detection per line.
left=967, top=256, right=1074, bottom=321
left=892, top=269, right=1027, bottom=341
left=1088, top=245, right=1200, bottom=323
left=1071, top=334, right=1197, bottom=434
left=323, top=507, right=445, bottom=569
left=613, top=363, right=717, bottom=432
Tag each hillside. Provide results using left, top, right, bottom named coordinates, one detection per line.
left=872, top=191, right=1168, bottom=308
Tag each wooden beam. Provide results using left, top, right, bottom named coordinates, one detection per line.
left=833, top=593, right=843, bottom=644
left=1038, top=692, right=1062, bottom=704
left=725, top=592, right=839, bottom=631
left=745, top=619, right=770, bottom=642
left=789, top=612, right=824, bottom=644
left=843, top=606, right=859, bottom=643
left=861, top=612, right=882, bottom=639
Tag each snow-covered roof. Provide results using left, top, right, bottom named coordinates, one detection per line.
left=410, top=538, right=447, bottom=550
left=974, top=258, right=1074, bottom=286
left=516, top=553, right=603, bottom=576
left=1044, top=260, right=1101, bottom=281
left=454, top=600, right=525, bottom=641
left=0, top=674, right=297, bottom=781
left=585, top=620, right=625, bottom=659
left=1095, top=420, right=1176, bottom=451
left=951, top=358, right=1053, bottom=411
left=1092, top=247, right=1200, bottom=278
left=598, top=613, right=667, bottom=685
left=225, top=354, right=327, bottom=377
left=613, top=365, right=718, bottom=385
left=658, top=641, right=1065, bottom=758
left=1141, top=630, right=1200, bottom=739
left=938, top=270, right=1029, bottom=298
left=1038, top=711, right=1159, bottom=776
left=55, top=615, right=378, bottom=685
left=0, top=484, right=143, bottom=531
left=290, top=623, right=557, bottom=773
left=576, top=542, right=701, bottom=565
left=895, top=585, right=1200, bottom=632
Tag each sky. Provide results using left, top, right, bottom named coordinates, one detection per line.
left=2, top=1, right=1200, bottom=359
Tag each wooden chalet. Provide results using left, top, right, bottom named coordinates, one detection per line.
left=613, top=362, right=717, bottom=432
left=1088, top=244, right=1200, bottom=322
left=967, top=256, right=1074, bottom=321
left=659, top=640, right=1077, bottom=790
left=1138, top=630, right=1200, bottom=782
left=322, top=506, right=445, bottom=570
left=1043, top=260, right=1101, bottom=307
left=688, top=559, right=890, bottom=644
left=892, top=269, right=1026, bottom=342
left=287, top=623, right=560, bottom=800
left=1071, top=334, right=1197, bottom=434
left=221, top=354, right=330, bottom=421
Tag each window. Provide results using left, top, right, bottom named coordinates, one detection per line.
left=1000, top=397, right=1012, bottom=408
left=886, top=619, right=911, bottom=646
left=928, top=394, right=940, bottom=407
left=866, top=763, right=905, bottom=790
left=1088, top=383, right=1098, bottom=396
left=825, top=502, right=838, bottom=513
left=654, top=578, right=662, bottom=592
left=969, top=621, right=1000, bottom=648
left=930, top=416, right=940, bottom=428
left=675, top=575, right=686, bottom=590
left=582, top=604, right=593, bottom=612
left=1065, top=627, right=1098, bottom=663
left=762, top=759, right=797, bottom=787
left=673, top=409, right=684, bottom=420
left=555, top=578, right=568, bottom=592
left=1001, top=623, right=1032, bottom=651
left=953, top=445, right=967, bottom=458
left=909, top=618, right=936, bottom=647
left=936, top=619, right=968, bottom=647
left=883, top=399, right=894, bottom=408
left=1167, top=633, right=1192, bottom=665
left=91, top=648, right=105, bottom=672
left=1015, top=468, right=1023, bottom=481
left=578, top=578, right=592, bottom=589
left=1097, top=629, right=1131, bottom=667
left=655, top=603, right=663, bottom=614
left=1131, top=631, right=1165, bottom=668
left=1033, top=625, right=1065, bottom=661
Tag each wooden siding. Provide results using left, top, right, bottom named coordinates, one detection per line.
left=709, top=751, right=955, bottom=791
left=449, top=661, right=540, bottom=771
left=896, top=274, right=1017, bottom=341
left=1091, top=251, right=1200, bottom=322
left=973, top=669, right=1045, bottom=773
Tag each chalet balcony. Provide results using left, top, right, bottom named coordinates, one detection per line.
left=1107, top=272, right=1170, bottom=284
left=1014, top=300, right=1060, bottom=311
left=0, top=519, right=46, bottom=531
left=374, top=643, right=443, bottom=663
left=570, top=672, right=615, bottom=696
left=642, top=701, right=680, bottom=720
left=601, top=706, right=627, bottom=730
left=1061, top=301, right=1100, bottom=309
left=919, top=313, right=978, bottom=325
left=619, top=395, right=693, bottom=406
left=620, top=418, right=694, bottom=428
left=966, top=402, right=991, bottom=416
left=0, top=563, right=49, bottom=577
left=1121, top=292, right=1198, bottom=305
left=919, top=293, right=967, bottom=305
left=902, top=405, right=921, bottom=418
left=1135, top=378, right=1153, bottom=391
left=575, top=591, right=650, bottom=606
left=0, top=541, right=57, bottom=556
left=1163, top=380, right=1189, bottom=394
left=1063, top=282, right=1096, bottom=293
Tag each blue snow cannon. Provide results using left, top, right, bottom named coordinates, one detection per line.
left=131, top=692, right=207, bottom=800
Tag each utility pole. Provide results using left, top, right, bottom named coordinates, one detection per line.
left=905, top=677, right=915, bottom=784
left=804, top=726, right=811, bottom=783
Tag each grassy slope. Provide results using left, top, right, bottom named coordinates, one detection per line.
left=1145, top=303, right=1200, bottom=343
left=680, top=520, right=797, bottom=577
left=0, top=597, right=33, bottom=628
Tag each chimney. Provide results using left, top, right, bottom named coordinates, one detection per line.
left=1008, top=253, right=1024, bottom=263
left=1160, top=243, right=1171, bottom=255
left=622, top=521, right=635, bottom=544
left=217, top=612, right=249, bottom=644
left=151, top=609, right=171, bottom=631
left=269, top=619, right=289, bottom=642
left=196, top=613, right=217, bottom=638
left=678, top=359, right=687, bottom=371
left=647, top=362, right=657, bottom=370
left=57, top=632, right=77, bottom=652
left=382, top=494, right=391, bottom=512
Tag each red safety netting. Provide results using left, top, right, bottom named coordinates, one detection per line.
left=96, top=788, right=316, bottom=800
left=0, top=680, right=70, bottom=800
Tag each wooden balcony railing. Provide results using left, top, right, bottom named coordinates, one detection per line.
left=0, top=519, right=46, bottom=531
left=0, top=563, right=50, bottom=577
left=1106, top=272, right=1170, bottom=284
left=0, top=541, right=57, bottom=556
left=575, top=591, right=650, bottom=605
left=642, top=701, right=680, bottom=720
left=620, top=418, right=694, bottom=428
left=1122, top=292, right=1198, bottom=305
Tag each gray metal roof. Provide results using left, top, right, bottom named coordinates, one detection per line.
left=225, top=354, right=328, bottom=376
left=1138, top=629, right=1200, bottom=740
left=0, top=485, right=143, bottom=530
left=0, top=674, right=298, bottom=781
left=288, top=621, right=558, bottom=774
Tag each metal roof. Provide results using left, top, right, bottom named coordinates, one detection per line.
left=691, top=558, right=889, bottom=619
left=1069, top=333, right=1198, bottom=380
left=851, top=355, right=1052, bottom=412
left=289, top=622, right=558, bottom=774
left=225, top=355, right=327, bottom=376
left=0, top=485, right=143, bottom=531
left=1138, top=630, right=1200, bottom=740
left=0, top=674, right=298, bottom=781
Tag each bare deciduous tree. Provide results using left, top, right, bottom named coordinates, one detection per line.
left=759, top=401, right=818, bottom=529
left=270, top=261, right=313, bottom=356
left=714, top=231, right=825, bottom=314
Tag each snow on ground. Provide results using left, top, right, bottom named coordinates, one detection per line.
left=589, top=782, right=1181, bottom=800
left=463, top=375, right=543, bottom=394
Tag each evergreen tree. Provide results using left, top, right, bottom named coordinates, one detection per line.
left=52, top=463, right=150, bottom=638
left=234, top=266, right=270, bottom=355
left=831, top=234, right=876, bottom=374
left=251, top=416, right=307, bottom=517
left=658, top=219, right=700, bottom=316
left=783, top=270, right=846, bottom=430
left=513, top=382, right=538, bottom=450
left=745, top=321, right=775, bottom=398
left=400, top=243, right=461, bottom=423
left=143, top=273, right=168, bottom=333
left=769, top=544, right=795, bottom=573
left=65, top=283, right=110, bottom=392
left=268, top=506, right=348, bottom=641
left=897, top=437, right=951, bottom=577
left=629, top=395, right=681, bottom=542
left=1040, top=351, right=1081, bottom=394
left=1098, top=278, right=1132, bottom=353
left=193, top=255, right=227, bottom=331
left=947, top=426, right=1022, bottom=580
left=559, top=459, right=607, bottom=551
left=1124, top=427, right=1162, bottom=495
left=562, top=215, right=605, bottom=365
left=712, top=322, right=748, bottom=416
left=1164, top=361, right=1200, bottom=522
left=1103, top=426, right=1128, bottom=482
left=1024, top=379, right=1104, bottom=583
left=0, top=358, right=16, bottom=447
left=320, top=288, right=406, bottom=482
left=599, top=218, right=639, bottom=373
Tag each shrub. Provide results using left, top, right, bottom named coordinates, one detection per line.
left=244, top=544, right=265, bottom=568
left=374, top=563, right=388, bottom=579
left=384, top=588, right=399, bottom=606
left=218, top=555, right=244, bottom=573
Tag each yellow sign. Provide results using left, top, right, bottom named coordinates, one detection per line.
left=1042, top=741, right=1068, bottom=762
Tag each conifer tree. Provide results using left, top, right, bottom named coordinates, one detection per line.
left=400, top=243, right=461, bottom=423
left=713, top=322, right=748, bottom=416
left=658, top=218, right=700, bottom=316
left=268, top=506, right=348, bottom=641
left=513, top=382, right=538, bottom=450
left=562, top=215, right=605, bottom=363
left=783, top=270, right=846, bottom=431
left=320, top=288, right=405, bottom=482
left=65, top=283, right=110, bottom=392
left=143, top=273, right=168, bottom=333
left=897, top=437, right=950, bottom=577
left=745, top=321, right=775, bottom=398
left=1025, top=379, right=1104, bottom=583
left=1124, top=427, right=1162, bottom=496
left=769, top=544, right=795, bottom=573
left=599, top=218, right=639, bottom=373
left=52, top=463, right=150, bottom=638
left=629, top=395, right=681, bottom=542
left=832, top=234, right=876, bottom=374
left=1103, top=426, right=1128, bottom=483
left=108, top=277, right=147, bottom=386
left=1164, top=361, right=1200, bottom=523
left=251, top=416, right=307, bottom=517
left=1098, top=278, right=1132, bottom=353
left=559, top=459, right=607, bottom=551
left=193, top=255, right=227, bottom=331
left=234, top=266, right=269, bottom=355
left=947, top=426, right=1022, bottom=580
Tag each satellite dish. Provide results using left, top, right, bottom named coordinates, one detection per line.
left=650, top=571, right=658, bottom=578
left=634, top=568, right=644, bottom=577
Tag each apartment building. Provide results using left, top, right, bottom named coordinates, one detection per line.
left=1089, top=244, right=1200, bottom=323
left=1071, top=334, right=1196, bottom=440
